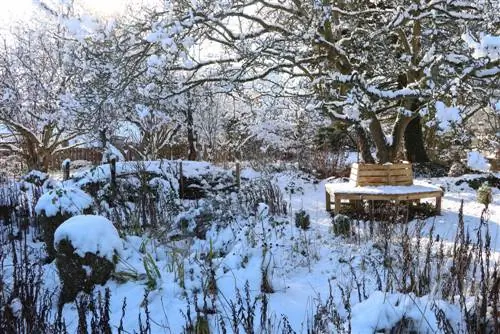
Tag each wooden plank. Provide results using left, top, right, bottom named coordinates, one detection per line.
left=333, top=191, right=442, bottom=201
left=353, top=163, right=411, bottom=171
left=357, top=175, right=412, bottom=182
left=358, top=176, right=389, bottom=182
left=355, top=169, right=412, bottom=177
left=357, top=178, right=413, bottom=186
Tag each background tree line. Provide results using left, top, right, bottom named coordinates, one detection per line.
left=0, top=0, right=498, bottom=172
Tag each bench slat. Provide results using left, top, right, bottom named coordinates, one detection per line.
left=351, top=163, right=411, bottom=171
left=352, top=169, right=412, bottom=177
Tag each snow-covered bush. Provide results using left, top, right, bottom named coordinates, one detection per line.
left=35, top=186, right=93, bottom=218
left=21, top=170, right=49, bottom=187
left=54, top=215, right=122, bottom=304
left=294, top=209, right=310, bottom=230
left=35, top=186, right=93, bottom=259
left=69, top=159, right=93, bottom=170
left=477, top=182, right=492, bottom=207
left=332, top=214, right=351, bottom=237
left=238, top=179, right=287, bottom=216
left=102, top=143, right=125, bottom=163
left=0, top=182, right=23, bottom=225
left=448, top=161, right=467, bottom=177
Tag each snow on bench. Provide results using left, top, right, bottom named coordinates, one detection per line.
left=325, top=180, right=443, bottom=215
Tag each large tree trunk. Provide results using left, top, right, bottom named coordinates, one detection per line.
left=404, top=116, right=429, bottom=162
left=354, top=125, right=375, bottom=163
left=23, top=139, right=46, bottom=171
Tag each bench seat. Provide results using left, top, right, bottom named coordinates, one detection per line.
left=325, top=180, right=443, bottom=214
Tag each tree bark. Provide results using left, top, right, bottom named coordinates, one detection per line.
left=354, top=125, right=375, bottom=163
left=368, top=117, right=390, bottom=163
left=404, top=116, right=429, bottom=162
left=186, top=106, right=197, bottom=161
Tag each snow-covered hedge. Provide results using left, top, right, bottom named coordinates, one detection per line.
left=54, top=215, right=122, bottom=261
left=35, top=186, right=93, bottom=217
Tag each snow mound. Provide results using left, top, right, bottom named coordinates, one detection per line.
left=54, top=215, right=122, bottom=261
left=467, top=151, right=490, bottom=171
left=35, top=186, right=93, bottom=217
left=351, top=291, right=461, bottom=333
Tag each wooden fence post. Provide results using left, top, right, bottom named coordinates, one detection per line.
left=62, top=159, right=71, bottom=181
left=179, top=160, right=184, bottom=198
left=235, top=162, right=240, bottom=188
left=110, top=157, right=117, bottom=194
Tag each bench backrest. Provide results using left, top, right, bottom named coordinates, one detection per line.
left=350, top=163, right=413, bottom=186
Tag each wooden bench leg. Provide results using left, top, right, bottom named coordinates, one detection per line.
left=334, top=195, right=341, bottom=215
left=436, top=196, right=442, bottom=215
left=326, top=190, right=332, bottom=212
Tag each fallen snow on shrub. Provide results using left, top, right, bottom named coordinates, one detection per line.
left=35, top=186, right=93, bottom=217
left=102, top=143, right=125, bottom=163
left=464, top=33, right=500, bottom=61
left=54, top=215, right=122, bottom=261
left=21, top=170, right=49, bottom=186
left=435, top=101, right=461, bottom=132
left=467, top=151, right=490, bottom=171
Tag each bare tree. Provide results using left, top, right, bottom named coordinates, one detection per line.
left=138, top=0, right=499, bottom=163
left=0, top=16, right=83, bottom=170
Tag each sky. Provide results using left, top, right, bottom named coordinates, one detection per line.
left=0, top=0, right=33, bottom=27
left=0, top=0, right=127, bottom=28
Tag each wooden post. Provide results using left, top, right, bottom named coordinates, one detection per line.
left=235, top=162, right=241, bottom=188
left=62, top=159, right=70, bottom=181
left=179, top=160, right=184, bottom=198
left=436, top=196, right=442, bottom=215
left=110, top=157, right=117, bottom=193
left=334, top=196, right=341, bottom=214
left=326, top=190, right=331, bottom=211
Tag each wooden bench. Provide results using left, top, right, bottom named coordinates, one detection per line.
left=325, top=163, right=443, bottom=215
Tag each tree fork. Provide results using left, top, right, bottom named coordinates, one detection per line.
left=404, top=116, right=429, bottom=163
left=354, top=124, right=375, bottom=164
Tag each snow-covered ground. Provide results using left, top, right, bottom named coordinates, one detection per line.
left=2, top=161, right=499, bottom=333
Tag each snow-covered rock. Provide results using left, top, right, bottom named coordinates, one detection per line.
left=54, top=215, right=122, bottom=261
left=35, top=186, right=93, bottom=217
left=54, top=215, right=122, bottom=304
